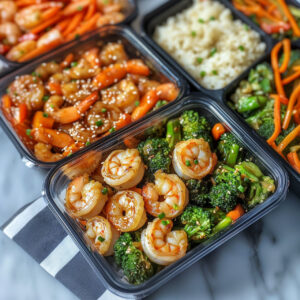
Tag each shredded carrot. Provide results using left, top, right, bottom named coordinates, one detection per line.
left=279, top=39, right=291, bottom=73
left=2, top=94, right=12, bottom=109
left=271, top=41, right=285, bottom=97
left=60, top=53, right=74, bottom=68
left=287, top=152, right=300, bottom=173
left=277, top=124, right=300, bottom=153
left=282, top=84, right=300, bottom=130
left=270, top=93, right=288, bottom=105
left=63, top=12, right=84, bottom=37
left=267, top=95, right=281, bottom=144
left=226, top=204, right=245, bottom=221
left=30, top=14, right=62, bottom=35
left=212, top=123, right=226, bottom=140
left=282, top=70, right=300, bottom=85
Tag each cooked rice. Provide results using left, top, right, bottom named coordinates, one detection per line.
left=153, top=0, right=266, bottom=90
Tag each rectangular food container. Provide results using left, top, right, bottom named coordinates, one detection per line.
left=0, top=0, right=137, bottom=78
left=140, top=0, right=273, bottom=101
left=0, top=25, right=188, bottom=169
left=43, top=95, right=288, bottom=299
left=224, top=48, right=300, bottom=193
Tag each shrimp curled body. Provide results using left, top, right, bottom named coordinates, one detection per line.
left=106, top=190, right=147, bottom=232
left=172, top=139, right=217, bottom=180
left=141, top=218, right=188, bottom=265
left=101, top=149, right=145, bottom=190
left=142, top=170, right=189, bottom=219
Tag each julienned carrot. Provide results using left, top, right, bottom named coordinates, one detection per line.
left=47, top=82, right=62, bottom=95
left=226, top=204, right=245, bottom=222
left=271, top=41, right=285, bottom=97
left=32, top=111, right=54, bottom=129
left=282, top=84, right=300, bottom=129
left=131, top=90, right=160, bottom=121
left=277, top=124, right=300, bottom=153
left=2, top=94, right=12, bottom=109
left=278, top=0, right=300, bottom=37
left=18, top=39, right=62, bottom=62
left=212, top=123, right=226, bottom=140
left=60, top=53, right=74, bottom=68
left=282, top=70, right=300, bottom=85
left=267, top=95, right=281, bottom=144
left=41, top=6, right=61, bottom=21
left=270, top=93, right=288, bottom=105
left=279, top=39, right=291, bottom=73
left=287, top=152, right=300, bottom=173
left=63, top=12, right=84, bottom=37
left=84, top=0, right=96, bottom=20
left=30, top=14, right=62, bottom=35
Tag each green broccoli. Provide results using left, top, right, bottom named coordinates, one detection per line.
left=114, top=233, right=154, bottom=285
left=138, top=138, right=171, bottom=177
left=179, top=110, right=212, bottom=146
left=209, top=165, right=244, bottom=212
left=257, top=118, right=274, bottom=140
left=217, top=132, right=244, bottom=167
left=166, top=118, right=181, bottom=150
left=185, top=179, right=210, bottom=206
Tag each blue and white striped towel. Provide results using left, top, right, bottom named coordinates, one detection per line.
left=1, top=197, right=124, bottom=300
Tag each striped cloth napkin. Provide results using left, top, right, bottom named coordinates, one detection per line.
left=1, top=197, right=124, bottom=300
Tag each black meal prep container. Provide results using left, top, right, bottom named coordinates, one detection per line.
left=0, top=0, right=138, bottom=78
left=43, top=95, right=289, bottom=299
left=0, top=25, right=188, bottom=169
left=140, top=0, right=273, bottom=100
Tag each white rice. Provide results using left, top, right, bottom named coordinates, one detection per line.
left=153, top=0, right=266, bottom=90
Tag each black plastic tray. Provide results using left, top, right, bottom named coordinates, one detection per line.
left=0, top=0, right=138, bottom=78
left=0, top=25, right=188, bottom=169
left=43, top=95, right=289, bottom=299
left=141, top=0, right=273, bottom=100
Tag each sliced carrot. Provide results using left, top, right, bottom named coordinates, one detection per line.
left=212, top=123, right=226, bottom=140
left=60, top=53, right=74, bottom=68
left=277, top=124, right=300, bottom=153
left=30, top=14, right=62, bottom=35
left=270, top=93, right=288, bottom=104
left=126, top=59, right=150, bottom=76
left=17, top=103, right=28, bottom=123
left=63, top=0, right=90, bottom=16
left=2, top=94, right=12, bottom=109
left=279, top=38, right=291, bottom=73
left=55, top=18, right=70, bottom=32
left=271, top=41, right=285, bottom=97
left=32, top=111, right=55, bottom=129
left=267, top=95, right=281, bottom=145
left=41, top=7, right=61, bottom=21
left=123, top=136, right=140, bottom=148
left=115, top=113, right=132, bottom=130
left=18, top=39, right=62, bottom=62
left=282, top=84, right=300, bottom=130
left=278, top=0, right=300, bottom=37
left=156, top=83, right=179, bottom=102
left=84, top=0, right=96, bottom=20
left=47, top=82, right=62, bottom=95
left=282, top=70, right=300, bottom=85
left=226, top=204, right=245, bottom=222
left=62, top=12, right=84, bottom=37
left=287, top=152, right=300, bottom=173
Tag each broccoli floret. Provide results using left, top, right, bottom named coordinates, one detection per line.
left=257, top=118, right=274, bottom=140
left=179, top=110, right=212, bottom=146
left=185, top=179, right=210, bottom=206
left=138, top=138, right=171, bottom=177
left=180, top=206, right=213, bottom=242
left=217, top=132, right=245, bottom=166
left=209, top=165, right=244, bottom=212
left=114, top=233, right=154, bottom=285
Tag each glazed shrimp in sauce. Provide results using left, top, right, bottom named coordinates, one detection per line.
left=105, top=190, right=147, bottom=232
left=142, top=170, right=189, bottom=219
left=65, top=174, right=108, bottom=218
left=101, top=149, right=145, bottom=190
left=85, top=216, right=120, bottom=256
left=172, top=139, right=217, bottom=180
left=141, top=218, right=188, bottom=265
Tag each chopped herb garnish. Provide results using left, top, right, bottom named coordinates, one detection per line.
left=244, top=24, right=249, bottom=31
left=238, top=45, right=245, bottom=51
left=43, top=95, right=50, bottom=102
left=194, top=159, right=199, bottom=165
left=98, top=236, right=105, bottom=242
left=210, top=47, right=217, bottom=57
left=45, top=26, right=52, bottom=32
left=197, top=57, right=203, bottom=64
left=212, top=70, right=218, bottom=75
left=200, top=71, right=206, bottom=77
left=75, top=34, right=80, bottom=40
left=210, top=16, right=216, bottom=21
left=77, top=5, right=83, bottom=11
left=103, top=0, right=109, bottom=4
left=71, top=61, right=78, bottom=67
left=173, top=204, right=179, bottom=210
left=67, top=152, right=73, bottom=157
left=43, top=113, right=48, bottom=118
left=198, top=18, right=204, bottom=23
left=135, top=100, right=140, bottom=107
left=109, top=127, right=115, bottom=133
left=26, top=129, right=31, bottom=136
left=185, top=160, right=191, bottom=166
left=6, top=88, right=9, bottom=94
left=85, top=141, right=91, bottom=146
left=102, top=187, right=108, bottom=195
left=191, top=31, right=196, bottom=37
left=162, top=220, right=170, bottom=226
left=95, top=120, right=103, bottom=127
left=31, top=72, right=37, bottom=77
left=158, top=212, right=165, bottom=219
left=101, top=108, right=107, bottom=113
left=50, top=104, right=54, bottom=108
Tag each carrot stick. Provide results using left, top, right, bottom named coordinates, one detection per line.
left=32, top=111, right=54, bottom=128
left=226, top=204, right=245, bottom=222
left=270, top=93, right=288, bottom=105
left=271, top=41, right=285, bottom=97
left=279, top=38, right=291, bottom=74
left=60, top=53, right=74, bottom=68
left=47, top=82, right=62, bottom=95
left=17, top=103, right=28, bottom=124
left=278, top=0, right=300, bottom=36
left=2, top=94, right=12, bottom=109
left=84, top=0, right=96, bottom=21
left=30, top=14, right=62, bottom=35
left=277, top=124, right=300, bottom=153
left=282, top=84, right=300, bottom=130
left=115, top=113, right=132, bottom=130
left=267, top=95, right=281, bottom=145
left=63, top=12, right=84, bottom=37
left=282, top=70, right=300, bottom=85
left=287, top=152, right=300, bottom=173
left=42, top=7, right=61, bottom=21
left=18, top=39, right=62, bottom=62
left=55, top=18, right=70, bottom=32
left=63, top=0, right=90, bottom=16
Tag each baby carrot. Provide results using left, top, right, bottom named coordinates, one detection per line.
left=226, top=204, right=245, bottom=222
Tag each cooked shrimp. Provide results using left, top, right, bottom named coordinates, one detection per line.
left=65, top=174, right=108, bottom=218
left=96, top=11, right=125, bottom=27
left=37, top=28, right=63, bottom=48
left=35, top=61, right=62, bottom=81
left=0, top=22, right=21, bottom=45
left=142, top=170, right=188, bottom=218
left=0, top=1, right=17, bottom=22
left=101, top=149, right=145, bottom=190
left=34, top=142, right=63, bottom=162
left=101, top=78, right=139, bottom=113
left=44, top=92, right=99, bottom=124
left=105, top=190, right=147, bottom=232
left=8, top=75, right=45, bottom=110
left=172, top=139, right=217, bottom=180
left=85, top=216, right=120, bottom=256
left=6, top=40, right=37, bottom=61
left=69, top=57, right=99, bottom=80
left=99, top=42, right=128, bottom=66
left=141, top=218, right=188, bottom=265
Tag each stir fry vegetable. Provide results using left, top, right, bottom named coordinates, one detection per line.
left=64, top=110, right=275, bottom=284
left=230, top=39, right=300, bottom=173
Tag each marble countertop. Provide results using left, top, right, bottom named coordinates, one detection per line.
left=1, top=1, right=300, bottom=299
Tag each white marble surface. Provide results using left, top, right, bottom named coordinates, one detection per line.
left=1, top=1, right=300, bottom=300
